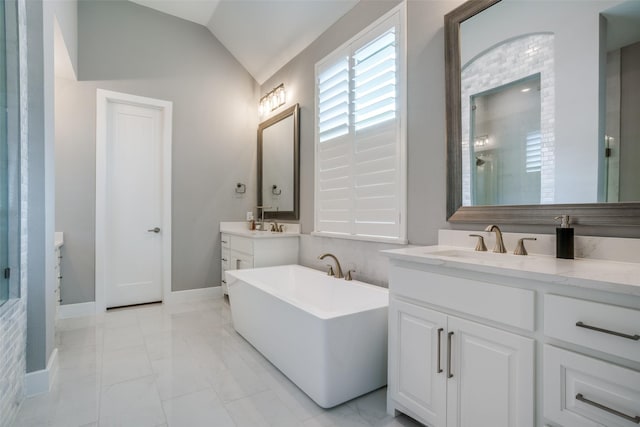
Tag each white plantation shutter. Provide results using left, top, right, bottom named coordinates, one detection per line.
left=525, top=130, right=542, bottom=173
left=353, top=29, right=397, bottom=131
left=315, top=6, right=405, bottom=242
left=318, top=57, right=349, bottom=143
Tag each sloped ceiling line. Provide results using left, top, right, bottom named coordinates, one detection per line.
left=129, top=0, right=359, bottom=84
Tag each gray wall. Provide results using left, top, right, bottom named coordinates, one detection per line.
left=55, top=0, right=258, bottom=304
left=26, top=0, right=54, bottom=373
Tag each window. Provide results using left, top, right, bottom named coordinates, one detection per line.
left=314, top=4, right=406, bottom=243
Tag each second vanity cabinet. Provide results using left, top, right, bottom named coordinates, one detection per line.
left=388, top=267, right=534, bottom=427
left=220, top=231, right=298, bottom=294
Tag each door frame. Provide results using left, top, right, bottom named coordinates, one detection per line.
left=95, top=89, right=173, bottom=312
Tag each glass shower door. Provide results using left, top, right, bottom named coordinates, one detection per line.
left=0, top=2, right=10, bottom=306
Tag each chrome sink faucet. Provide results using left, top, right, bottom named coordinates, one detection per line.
left=484, top=224, right=507, bottom=253
left=318, top=253, right=344, bottom=279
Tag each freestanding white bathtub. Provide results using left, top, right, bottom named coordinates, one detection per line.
left=225, top=264, right=389, bottom=408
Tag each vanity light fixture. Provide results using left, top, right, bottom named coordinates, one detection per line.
left=259, top=83, right=286, bottom=116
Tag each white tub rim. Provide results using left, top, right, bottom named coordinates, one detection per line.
left=225, top=264, right=388, bottom=320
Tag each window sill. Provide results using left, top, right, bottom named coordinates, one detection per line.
left=311, top=231, right=408, bottom=245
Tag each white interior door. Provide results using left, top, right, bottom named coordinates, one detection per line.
left=105, top=101, right=163, bottom=308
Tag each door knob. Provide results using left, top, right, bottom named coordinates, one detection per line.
left=147, top=227, right=161, bottom=233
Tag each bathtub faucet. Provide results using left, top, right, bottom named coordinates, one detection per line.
left=318, top=253, right=344, bottom=279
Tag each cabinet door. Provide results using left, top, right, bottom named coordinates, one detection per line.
left=446, top=316, right=534, bottom=427
left=389, top=297, right=447, bottom=426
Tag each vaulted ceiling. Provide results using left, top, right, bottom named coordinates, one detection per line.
left=129, top=0, right=359, bottom=84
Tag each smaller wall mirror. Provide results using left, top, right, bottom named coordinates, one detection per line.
left=257, top=104, right=300, bottom=220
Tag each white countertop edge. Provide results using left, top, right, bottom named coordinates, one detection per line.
left=221, top=229, right=300, bottom=239
left=382, top=245, right=640, bottom=297
left=220, top=221, right=300, bottom=238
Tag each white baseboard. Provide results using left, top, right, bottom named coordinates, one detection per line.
left=57, top=301, right=96, bottom=319
left=166, top=286, right=222, bottom=304
left=25, top=348, right=58, bottom=397
left=57, top=288, right=221, bottom=316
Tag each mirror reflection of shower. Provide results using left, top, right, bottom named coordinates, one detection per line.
left=470, top=74, right=542, bottom=206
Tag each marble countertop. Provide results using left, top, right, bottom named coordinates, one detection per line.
left=382, top=245, right=640, bottom=297
left=220, top=221, right=300, bottom=239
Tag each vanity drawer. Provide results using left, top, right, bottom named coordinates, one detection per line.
left=221, top=233, right=230, bottom=249
left=544, top=294, right=640, bottom=363
left=544, top=345, right=640, bottom=427
left=230, top=235, right=253, bottom=255
left=389, top=267, right=535, bottom=331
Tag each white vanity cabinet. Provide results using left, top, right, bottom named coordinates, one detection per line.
left=388, top=268, right=534, bottom=427
left=385, top=239, right=640, bottom=427
left=219, top=231, right=298, bottom=294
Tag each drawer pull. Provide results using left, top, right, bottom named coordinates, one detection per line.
left=576, top=321, right=640, bottom=341
left=221, top=258, right=227, bottom=262
left=576, top=393, right=640, bottom=423
left=221, top=240, right=228, bottom=244
left=436, top=328, right=443, bottom=373
left=447, top=331, right=454, bottom=378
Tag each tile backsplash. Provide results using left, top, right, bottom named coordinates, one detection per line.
left=299, top=234, right=410, bottom=288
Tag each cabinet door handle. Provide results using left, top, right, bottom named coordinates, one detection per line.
left=576, top=393, right=640, bottom=423
left=576, top=321, right=640, bottom=341
left=436, top=328, right=444, bottom=373
left=221, top=240, right=228, bottom=244
left=236, top=259, right=241, bottom=269
left=221, top=258, right=227, bottom=262
left=447, top=331, right=454, bottom=378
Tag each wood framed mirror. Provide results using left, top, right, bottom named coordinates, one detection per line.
left=445, top=0, right=640, bottom=227
left=257, top=104, right=300, bottom=220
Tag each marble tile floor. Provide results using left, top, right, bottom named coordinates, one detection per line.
left=13, top=297, right=422, bottom=427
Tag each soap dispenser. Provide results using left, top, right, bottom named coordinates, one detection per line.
left=555, top=215, right=574, bottom=259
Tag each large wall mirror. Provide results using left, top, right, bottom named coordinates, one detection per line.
left=257, top=104, right=300, bottom=220
left=445, top=0, right=640, bottom=226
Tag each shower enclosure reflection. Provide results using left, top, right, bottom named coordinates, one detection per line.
left=471, top=76, right=542, bottom=205
left=456, top=0, right=640, bottom=209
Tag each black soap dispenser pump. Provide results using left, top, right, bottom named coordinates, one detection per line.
left=555, top=215, right=574, bottom=259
